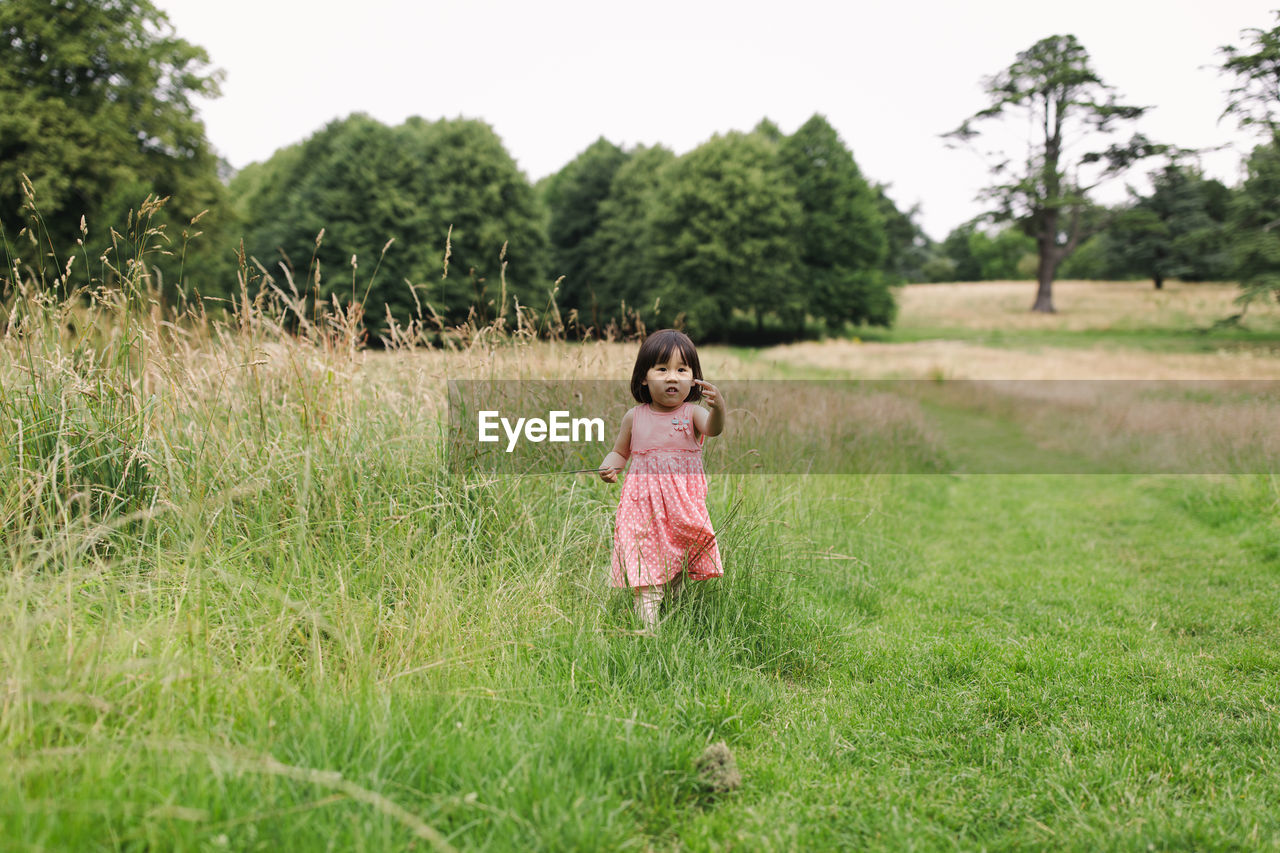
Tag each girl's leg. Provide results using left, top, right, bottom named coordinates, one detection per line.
left=634, top=585, right=662, bottom=630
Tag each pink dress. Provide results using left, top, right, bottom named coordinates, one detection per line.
left=611, top=401, right=723, bottom=588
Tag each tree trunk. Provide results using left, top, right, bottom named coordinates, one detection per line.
left=1153, top=275, right=1163, bottom=290
left=1032, top=274, right=1056, bottom=312
left=1032, top=237, right=1057, bottom=313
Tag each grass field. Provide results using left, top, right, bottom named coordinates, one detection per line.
left=3, top=278, right=1280, bottom=850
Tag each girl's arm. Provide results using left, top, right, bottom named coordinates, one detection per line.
left=691, top=379, right=725, bottom=438
left=599, top=408, right=634, bottom=483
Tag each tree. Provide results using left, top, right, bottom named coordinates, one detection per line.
left=940, top=224, right=984, bottom=282
left=777, top=115, right=893, bottom=330
left=1110, top=161, right=1231, bottom=288
left=1220, top=13, right=1280, bottom=309
left=1225, top=140, right=1280, bottom=314
left=542, top=138, right=628, bottom=318
left=942, top=222, right=1036, bottom=281
left=0, top=0, right=232, bottom=298
left=648, top=131, right=802, bottom=341
left=975, top=227, right=1037, bottom=280
left=945, top=34, right=1162, bottom=312
left=587, top=145, right=675, bottom=329
left=232, top=114, right=549, bottom=334
left=1221, top=11, right=1280, bottom=138
left=398, top=117, right=549, bottom=325
left=874, top=184, right=934, bottom=284
left=1058, top=219, right=1127, bottom=281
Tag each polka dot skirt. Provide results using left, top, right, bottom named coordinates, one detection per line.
left=610, top=402, right=723, bottom=588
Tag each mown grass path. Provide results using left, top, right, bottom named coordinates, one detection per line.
left=697, top=467, right=1280, bottom=850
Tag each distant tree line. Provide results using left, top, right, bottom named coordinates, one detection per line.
left=230, top=111, right=916, bottom=343
left=0, top=4, right=918, bottom=343
left=539, top=117, right=911, bottom=341
left=920, top=158, right=1236, bottom=289
left=4, top=0, right=1280, bottom=336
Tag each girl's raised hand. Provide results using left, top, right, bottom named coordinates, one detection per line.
left=694, top=378, right=724, bottom=411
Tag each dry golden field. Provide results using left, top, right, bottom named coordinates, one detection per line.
left=894, top=279, right=1280, bottom=332
left=759, top=338, right=1280, bottom=380
left=760, top=280, right=1280, bottom=381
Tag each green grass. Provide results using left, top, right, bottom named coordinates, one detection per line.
left=5, top=274, right=1280, bottom=849
left=6, top=406, right=1279, bottom=849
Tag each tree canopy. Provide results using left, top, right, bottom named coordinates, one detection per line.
left=543, top=138, right=628, bottom=316
left=587, top=144, right=676, bottom=330
left=0, top=0, right=233, bottom=297
left=544, top=118, right=899, bottom=342
left=1221, top=11, right=1280, bottom=138
left=231, top=114, right=549, bottom=334
left=647, top=130, right=804, bottom=340
left=938, top=223, right=1036, bottom=282
left=1220, top=13, right=1280, bottom=310
left=778, top=115, right=893, bottom=329
left=1225, top=140, right=1280, bottom=313
left=874, top=185, right=934, bottom=285
left=1110, top=161, right=1231, bottom=288
left=945, top=34, right=1162, bottom=311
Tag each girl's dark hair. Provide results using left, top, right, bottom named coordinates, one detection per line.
left=630, top=329, right=703, bottom=403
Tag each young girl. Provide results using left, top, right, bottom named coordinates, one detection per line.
left=599, top=329, right=726, bottom=629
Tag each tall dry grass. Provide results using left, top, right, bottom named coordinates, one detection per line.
left=2, top=193, right=863, bottom=849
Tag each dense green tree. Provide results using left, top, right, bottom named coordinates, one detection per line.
left=777, top=115, right=893, bottom=329
left=234, top=115, right=418, bottom=324
left=945, top=34, right=1162, bottom=312
left=874, top=184, right=934, bottom=284
left=232, top=114, right=549, bottom=334
left=920, top=255, right=960, bottom=283
left=399, top=117, right=550, bottom=324
left=940, top=224, right=984, bottom=282
left=940, top=223, right=1037, bottom=282
left=542, top=138, right=627, bottom=315
left=1057, top=230, right=1123, bottom=280
left=752, top=118, right=785, bottom=143
left=648, top=131, right=803, bottom=341
left=587, top=145, right=675, bottom=330
left=1220, top=14, right=1280, bottom=309
left=977, top=227, right=1037, bottom=280
left=1225, top=140, right=1280, bottom=314
left=1108, top=161, right=1231, bottom=288
left=0, top=0, right=233, bottom=299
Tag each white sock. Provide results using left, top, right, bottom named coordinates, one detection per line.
left=635, top=586, right=662, bottom=630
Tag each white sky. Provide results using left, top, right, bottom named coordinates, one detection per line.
left=155, top=0, right=1278, bottom=241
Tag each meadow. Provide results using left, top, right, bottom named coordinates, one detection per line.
left=3, top=273, right=1280, bottom=851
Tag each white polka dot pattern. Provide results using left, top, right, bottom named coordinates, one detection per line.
left=610, top=401, right=723, bottom=587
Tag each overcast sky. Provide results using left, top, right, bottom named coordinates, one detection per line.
left=156, top=0, right=1278, bottom=240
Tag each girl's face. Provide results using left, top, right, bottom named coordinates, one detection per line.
left=643, top=350, right=694, bottom=409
